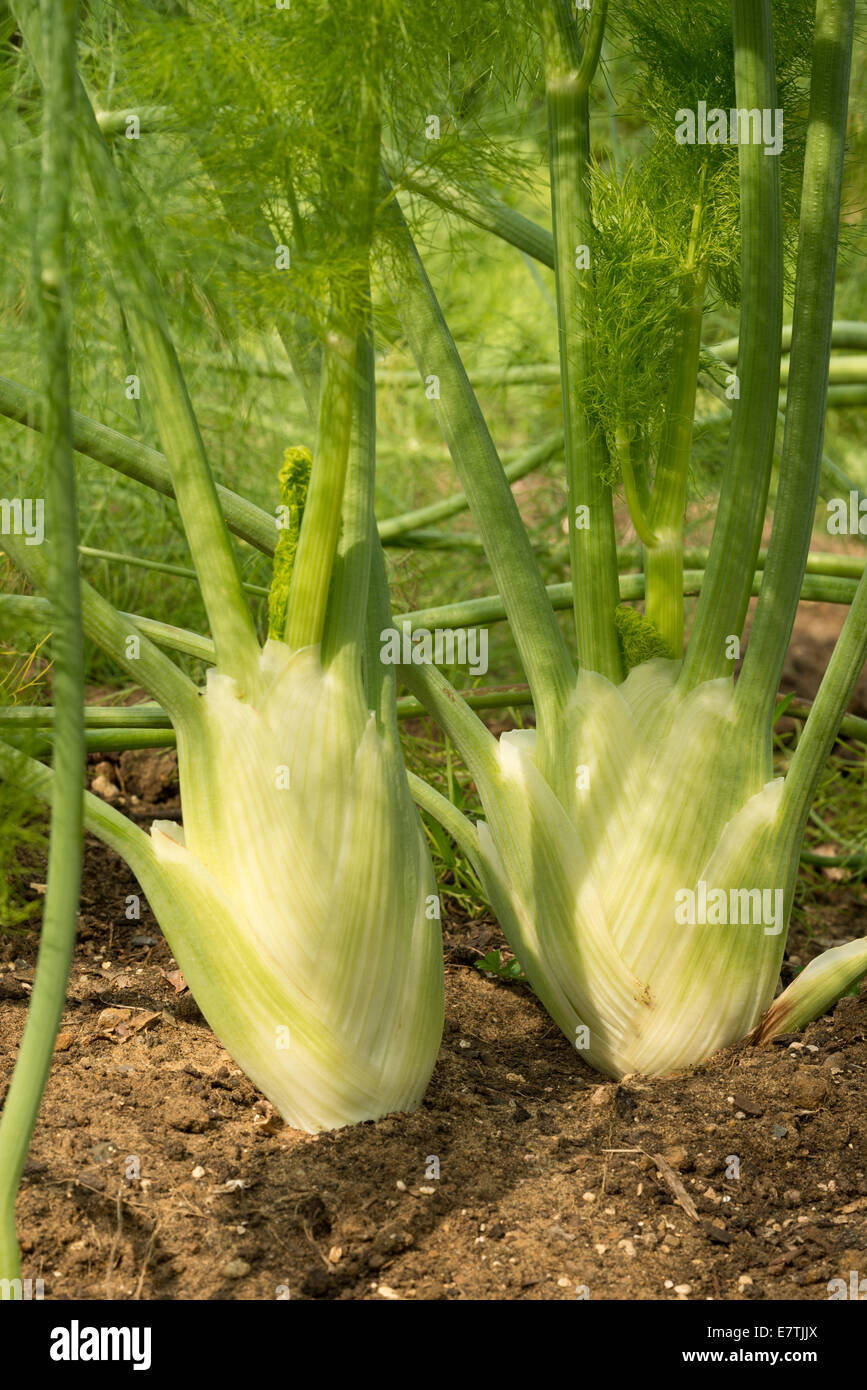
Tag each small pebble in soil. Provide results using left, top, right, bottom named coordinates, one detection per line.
left=663, top=1146, right=690, bottom=1170
left=164, top=1096, right=210, bottom=1133
left=789, top=1072, right=829, bottom=1108
left=221, top=1259, right=250, bottom=1279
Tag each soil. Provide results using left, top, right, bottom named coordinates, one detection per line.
left=1, top=610, right=865, bottom=1303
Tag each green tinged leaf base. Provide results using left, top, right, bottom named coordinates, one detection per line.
left=103, top=642, right=443, bottom=1133
left=471, top=661, right=805, bottom=1076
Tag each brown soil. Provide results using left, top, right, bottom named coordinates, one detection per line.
left=1, top=751, right=865, bottom=1303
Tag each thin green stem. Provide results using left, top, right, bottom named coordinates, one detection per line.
left=321, top=324, right=375, bottom=676
left=1, top=533, right=199, bottom=721
left=285, top=334, right=357, bottom=649
left=1, top=593, right=216, bottom=666
left=0, top=705, right=171, bottom=730
left=381, top=153, right=556, bottom=268
left=698, top=365, right=865, bottom=507
left=378, top=431, right=564, bottom=540
left=617, top=424, right=658, bottom=549
left=0, top=737, right=156, bottom=880
left=384, top=529, right=487, bottom=552
left=365, top=517, right=401, bottom=748
left=544, top=0, right=621, bottom=680
left=736, top=0, right=856, bottom=772
left=4, top=728, right=178, bottom=755
left=782, top=565, right=867, bottom=842
left=821, top=385, right=867, bottom=408
left=398, top=569, right=856, bottom=633
left=679, top=0, right=783, bottom=690
left=646, top=262, right=708, bottom=655
left=0, top=0, right=82, bottom=1289
left=711, top=320, right=867, bottom=361
left=398, top=660, right=500, bottom=792
left=619, top=547, right=865, bottom=581
left=78, top=546, right=269, bottom=597
left=378, top=185, right=575, bottom=732
left=407, top=771, right=482, bottom=878
left=0, top=375, right=278, bottom=556
left=11, top=686, right=866, bottom=747
left=12, top=4, right=259, bottom=684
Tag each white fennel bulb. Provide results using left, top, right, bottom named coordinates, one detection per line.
left=123, top=641, right=443, bottom=1133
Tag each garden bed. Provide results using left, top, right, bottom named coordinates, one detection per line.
left=2, top=753, right=864, bottom=1302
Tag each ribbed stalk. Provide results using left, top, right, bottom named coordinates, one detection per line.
left=285, top=333, right=357, bottom=649
left=285, top=20, right=381, bottom=652
left=544, top=0, right=622, bottom=681
left=736, top=0, right=856, bottom=778
left=0, top=0, right=83, bottom=1289
left=321, top=325, right=375, bottom=679
left=680, top=0, right=783, bottom=690
left=379, top=189, right=575, bottom=737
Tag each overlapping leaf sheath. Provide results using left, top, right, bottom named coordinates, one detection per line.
left=124, top=642, right=443, bottom=1133
left=472, top=662, right=798, bottom=1076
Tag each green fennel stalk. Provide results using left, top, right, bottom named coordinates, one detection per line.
left=543, top=0, right=622, bottom=681
left=0, top=0, right=83, bottom=1290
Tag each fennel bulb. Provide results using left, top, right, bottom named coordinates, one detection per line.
left=119, top=641, right=443, bottom=1133
left=471, top=660, right=797, bottom=1077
